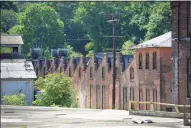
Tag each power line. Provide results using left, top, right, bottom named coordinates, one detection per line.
left=102, top=12, right=125, bottom=109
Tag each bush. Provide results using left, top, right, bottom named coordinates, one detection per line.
left=33, top=73, right=78, bottom=107
left=2, top=93, right=25, bottom=106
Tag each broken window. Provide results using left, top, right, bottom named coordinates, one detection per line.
left=153, top=52, right=157, bottom=69
left=130, top=67, right=134, bottom=80
left=146, top=53, right=149, bottom=69
left=139, top=53, right=142, bottom=69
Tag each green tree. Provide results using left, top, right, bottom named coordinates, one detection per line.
left=121, top=40, right=134, bottom=55
left=33, top=73, right=78, bottom=107
left=143, top=2, right=171, bottom=40
left=9, top=4, right=65, bottom=54
left=1, top=9, right=18, bottom=33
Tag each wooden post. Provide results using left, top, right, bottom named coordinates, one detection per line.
left=174, top=105, right=180, bottom=113
left=129, top=101, right=132, bottom=110
left=150, top=102, right=154, bottom=111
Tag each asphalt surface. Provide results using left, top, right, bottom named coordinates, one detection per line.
left=1, top=105, right=190, bottom=128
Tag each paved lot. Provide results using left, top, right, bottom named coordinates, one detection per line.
left=1, top=105, right=189, bottom=128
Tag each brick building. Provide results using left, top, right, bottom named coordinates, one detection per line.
left=171, top=1, right=191, bottom=105
left=125, top=31, right=172, bottom=111
left=32, top=32, right=172, bottom=110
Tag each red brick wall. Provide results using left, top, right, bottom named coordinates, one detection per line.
left=172, top=1, right=191, bottom=105
left=32, top=47, right=172, bottom=110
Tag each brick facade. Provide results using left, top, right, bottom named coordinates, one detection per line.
left=33, top=43, right=172, bottom=110
left=171, top=1, right=191, bottom=105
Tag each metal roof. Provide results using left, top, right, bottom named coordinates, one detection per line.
left=131, top=32, right=171, bottom=49
left=1, top=35, right=24, bottom=45
left=1, top=59, right=37, bottom=79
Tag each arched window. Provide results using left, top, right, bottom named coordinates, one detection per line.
left=102, top=85, right=106, bottom=109
left=130, top=67, right=134, bottom=80
left=79, top=67, right=81, bottom=78
left=139, top=53, right=142, bottom=69
left=153, top=89, right=157, bottom=110
left=146, top=53, right=149, bottom=69
left=90, top=67, right=93, bottom=79
left=139, top=88, right=143, bottom=110
left=130, top=87, right=134, bottom=101
left=146, top=88, right=150, bottom=110
left=153, top=52, right=157, bottom=69
left=102, top=67, right=105, bottom=80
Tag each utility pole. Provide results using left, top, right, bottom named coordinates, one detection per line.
left=103, top=12, right=124, bottom=109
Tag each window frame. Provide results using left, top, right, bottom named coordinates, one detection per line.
left=79, top=67, right=81, bottom=78
left=146, top=53, right=149, bottom=69
left=90, top=67, right=93, bottom=79
left=130, top=67, right=134, bottom=80
left=139, top=53, right=142, bottom=69
left=101, top=67, right=105, bottom=80
left=153, top=52, right=157, bottom=69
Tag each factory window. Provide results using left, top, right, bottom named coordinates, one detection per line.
left=146, top=88, right=150, bottom=110
left=153, top=52, right=157, bottom=69
left=130, top=67, right=134, bottom=80
left=102, top=67, right=105, bottom=80
left=153, top=89, right=157, bottom=110
left=130, top=87, right=134, bottom=101
left=102, top=85, right=106, bottom=109
left=79, top=67, right=81, bottom=78
left=139, top=53, right=142, bottom=69
left=90, top=85, right=93, bottom=108
left=146, top=53, right=149, bottom=69
left=90, top=67, right=93, bottom=79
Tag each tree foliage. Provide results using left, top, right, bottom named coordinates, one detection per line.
left=2, top=93, right=25, bottom=106
left=1, top=9, right=18, bottom=33
left=4, top=2, right=171, bottom=56
left=9, top=4, right=65, bottom=54
left=33, top=73, right=78, bottom=107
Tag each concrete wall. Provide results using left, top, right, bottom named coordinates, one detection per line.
left=1, top=79, right=34, bottom=105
